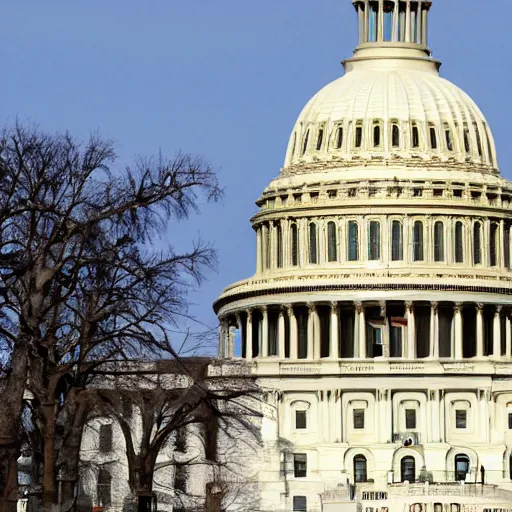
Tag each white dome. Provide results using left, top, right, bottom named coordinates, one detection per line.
left=284, top=54, right=498, bottom=175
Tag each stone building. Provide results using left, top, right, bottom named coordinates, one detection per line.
left=215, top=1, right=512, bottom=511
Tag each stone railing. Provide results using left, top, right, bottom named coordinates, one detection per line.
left=389, top=483, right=512, bottom=501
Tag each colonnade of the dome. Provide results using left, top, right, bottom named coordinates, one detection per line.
left=254, top=214, right=512, bottom=274
left=219, top=300, right=512, bottom=362
left=352, top=0, right=431, bottom=46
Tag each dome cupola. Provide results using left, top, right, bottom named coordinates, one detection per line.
left=282, top=0, right=498, bottom=176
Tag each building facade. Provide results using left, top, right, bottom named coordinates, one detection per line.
left=214, top=1, right=512, bottom=511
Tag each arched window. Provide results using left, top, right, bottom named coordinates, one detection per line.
left=327, top=221, right=337, bottom=262
left=490, top=222, right=498, bottom=267
left=348, top=221, right=359, bottom=261
left=434, top=221, right=445, bottom=262
left=445, top=126, right=454, bottom=151
left=475, top=124, right=483, bottom=156
left=430, top=127, right=438, bottom=149
left=316, top=128, right=324, bottom=150
left=413, top=221, right=424, bottom=261
left=291, top=132, right=297, bottom=157
left=412, top=125, right=420, bottom=148
left=392, top=124, right=400, bottom=148
left=455, top=454, right=470, bottom=482
left=455, top=221, right=464, bottom=263
left=401, top=456, right=416, bottom=483
left=302, top=130, right=310, bottom=156
left=355, top=125, right=363, bottom=148
left=276, top=224, right=283, bottom=268
left=335, top=126, right=344, bottom=149
left=392, top=221, right=403, bottom=261
left=354, top=455, right=368, bottom=483
left=473, top=222, right=482, bottom=265
left=463, top=128, right=471, bottom=153
left=97, top=468, right=112, bottom=506
left=373, top=125, right=381, bottom=147
left=309, top=223, right=318, bottom=264
left=291, top=224, right=299, bottom=267
left=368, top=221, right=381, bottom=261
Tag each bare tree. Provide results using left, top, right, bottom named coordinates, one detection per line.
left=0, top=123, right=221, bottom=511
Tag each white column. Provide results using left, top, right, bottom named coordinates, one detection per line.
left=356, top=302, right=366, bottom=359
left=288, top=305, right=298, bottom=360
left=430, top=390, right=440, bottom=442
left=422, top=4, right=428, bottom=45
left=363, top=0, right=369, bottom=42
left=336, top=391, right=343, bottom=443
left=426, top=390, right=432, bottom=443
left=429, top=302, right=438, bottom=358
left=256, top=228, right=262, bottom=273
left=386, top=389, right=393, bottom=443
left=261, top=224, right=269, bottom=272
left=246, top=310, right=253, bottom=361
left=218, top=318, right=228, bottom=358
left=323, top=392, right=329, bottom=442
left=261, top=306, right=269, bottom=358
left=500, top=219, right=506, bottom=269
left=476, top=303, right=484, bottom=358
left=506, top=312, right=512, bottom=359
left=330, top=302, right=339, bottom=359
left=439, top=390, right=445, bottom=443
left=377, top=0, right=384, bottom=42
left=415, top=0, right=422, bottom=43
left=278, top=308, right=286, bottom=359
left=454, top=303, right=463, bottom=360
left=313, top=306, right=321, bottom=360
left=307, top=303, right=315, bottom=360
left=358, top=4, right=365, bottom=44
left=405, top=0, right=411, bottom=43
left=392, top=0, right=399, bottom=42
left=406, top=301, right=415, bottom=359
left=493, top=306, right=502, bottom=359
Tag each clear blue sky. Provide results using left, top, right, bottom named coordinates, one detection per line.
left=2, top=1, right=511, bottom=342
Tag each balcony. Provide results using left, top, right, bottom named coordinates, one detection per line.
left=389, top=483, right=512, bottom=501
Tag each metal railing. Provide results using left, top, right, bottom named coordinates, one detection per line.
left=389, top=483, right=512, bottom=501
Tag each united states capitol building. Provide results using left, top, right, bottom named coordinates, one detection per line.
left=214, top=0, right=512, bottom=511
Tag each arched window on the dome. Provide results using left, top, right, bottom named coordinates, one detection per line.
left=276, top=223, right=283, bottom=269
left=413, top=221, right=424, bottom=262
left=430, top=126, right=438, bottom=150
left=373, top=124, right=381, bottom=148
left=348, top=221, right=359, bottom=261
left=434, top=221, right=445, bottom=262
left=291, top=132, right=297, bottom=158
left=455, top=221, right=464, bottom=263
left=445, top=125, right=454, bottom=151
left=309, top=223, right=318, bottom=264
left=355, top=124, right=363, bottom=148
left=490, top=222, right=499, bottom=267
left=463, top=126, right=471, bottom=153
left=474, top=124, right=483, bottom=157
left=354, top=455, right=368, bottom=483
left=392, top=124, right=400, bottom=148
left=327, top=221, right=338, bottom=262
left=335, top=125, right=344, bottom=149
left=391, top=221, right=403, bottom=261
left=484, top=123, right=494, bottom=166
left=368, top=221, right=381, bottom=261
left=316, top=128, right=324, bottom=151
left=291, top=224, right=299, bottom=267
left=473, top=222, right=482, bottom=265
left=302, top=129, right=310, bottom=156
left=412, top=124, right=420, bottom=148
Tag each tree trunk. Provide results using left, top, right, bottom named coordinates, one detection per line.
left=42, top=405, right=58, bottom=510
left=0, top=342, right=29, bottom=508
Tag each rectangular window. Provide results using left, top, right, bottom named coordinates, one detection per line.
left=293, top=496, right=307, bottom=512
left=405, top=409, right=417, bottom=430
left=353, top=409, right=365, bottom=429
left=508, top=412, right=512, bottom=430
left=294, top=454, right=307, bottom=478
left=355, top=126, right=363, bottom=148
left=455, top=410, right=467, bottom=429
left=368, top=221, right=381, bottom=261
left=296, top=410, right=307, bottom=430
left=348, top=221, right=359, bottom=261
left=99, top=424, right=113, bottom=453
